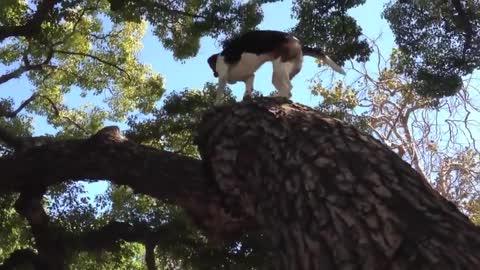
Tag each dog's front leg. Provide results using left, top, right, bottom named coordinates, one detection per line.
left=214, top=78, right=227, bottom=104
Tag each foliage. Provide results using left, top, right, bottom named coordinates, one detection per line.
left=106, top=0, right=266, bottom=59
left=312, top=80, right=370, bottom=130
left=292, top=0, right=372, bottom=64
left=383, top=0, right=480, bottom=97
left=0, top=194, right=33, bottom=262
left=68, top=242, right=146, bottom=270
left=127, top=83, right=235, bottom=156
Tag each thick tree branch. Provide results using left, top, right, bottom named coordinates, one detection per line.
left=0, top=0, right=58, bottom=42
left=14, top=188, right=66, bottom=270
left=145, top=242, right=157, bottom=270
left=0, top=65, right=38, bottom=85
left=0, top=120, right=56, bottom=152
left=71, top=221, right=149, bottom=252
left=2, top=220, right=197, bottom=269
left=0, top=126, right=254, bottom=241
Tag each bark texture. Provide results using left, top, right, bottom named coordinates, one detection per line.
left=196, top=97, right=480, bottom=270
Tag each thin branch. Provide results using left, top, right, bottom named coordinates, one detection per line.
left=52, top=6, right=95, bottom=47
left=38, top=94, right=88, bottom=134
left=53, top=50, right=130, bottom=78
left=1, top=93, right=39, bottom=118
left=0, top=49, right=54, bottom=85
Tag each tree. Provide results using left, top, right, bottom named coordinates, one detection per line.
left=1, top=0, right=480, bottom=269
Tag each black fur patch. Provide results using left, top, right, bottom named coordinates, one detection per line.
left=207, top=54, right=219, bottom=77
left=220, top=30, right=293, bottom=64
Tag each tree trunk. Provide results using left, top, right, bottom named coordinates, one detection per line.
left=196, top=97, right=480, bottom=270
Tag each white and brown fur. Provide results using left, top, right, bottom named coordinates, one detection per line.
left=207, top=30, right=345, bottom=100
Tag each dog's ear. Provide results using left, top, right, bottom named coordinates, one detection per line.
left=207, top=54, right=219, bottom=77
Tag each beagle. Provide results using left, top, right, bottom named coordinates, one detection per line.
left=208, top=30, right=345, bottom=100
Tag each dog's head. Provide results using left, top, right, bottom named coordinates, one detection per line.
left=207, top=53, right=219, bottom=77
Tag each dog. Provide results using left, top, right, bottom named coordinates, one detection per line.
left=207, top=30, right=346, bottom=100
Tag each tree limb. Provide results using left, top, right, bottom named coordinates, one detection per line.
left=14, top=188, right=67, bottom=270
left=0, top=126, right=255, bottom=241
left=1, top=220, right=200, bottom=269
left=145, top=242, right=157, bottom=270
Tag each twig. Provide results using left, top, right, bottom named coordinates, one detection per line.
left=38, top=94, right=88, bottom=134
left=53, top=50, right=131, bottom=79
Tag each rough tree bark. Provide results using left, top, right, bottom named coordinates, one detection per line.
left=196, top=97, right=480, bottom=270
left=1, top=97, right=480, bottom=269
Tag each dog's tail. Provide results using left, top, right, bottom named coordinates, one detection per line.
left=302, top=46, right=346, bottom=75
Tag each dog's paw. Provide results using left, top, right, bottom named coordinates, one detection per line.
left=273, top=91, right=292, bottom=99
